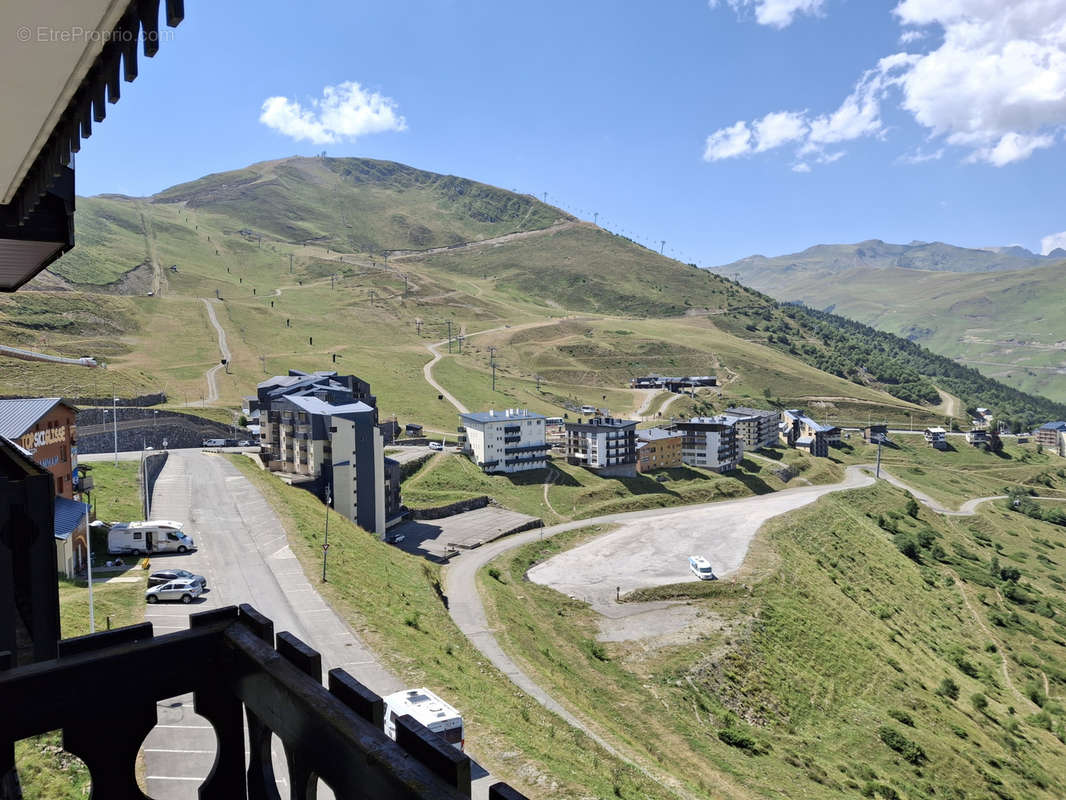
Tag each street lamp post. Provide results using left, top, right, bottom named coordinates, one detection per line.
left=84, top=484, right=94, bottom=632
left=321, top=484, right=331, bottom=582
left=111, top=396, right=119, bottom=465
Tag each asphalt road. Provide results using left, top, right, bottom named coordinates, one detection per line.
left=140, top=450, right=496, bottom=799
left=140, top=451, right=403, bottom=798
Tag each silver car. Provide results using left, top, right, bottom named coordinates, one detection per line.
left=146, top=578, right=203, bottom=604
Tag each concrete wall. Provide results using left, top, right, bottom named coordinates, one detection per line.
left=141, top=451, right=169, bottom=518
left=77, top=408, right=233, bottom=453
left=411, top=496, right=490, bottom=520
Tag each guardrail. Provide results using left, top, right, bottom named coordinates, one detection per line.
left=0, top=604, right=528, bottom=800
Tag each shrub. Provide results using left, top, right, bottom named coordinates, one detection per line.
left=717, top=727, right=769, bottom=755
left=971, top=693, right=988, bottom=712
left=906, top=498, right=920, bottom=519
left=894, top=533, right=921, bottom=562
left=954, top=655, right=979, bottom=678
left=487, top=566, right=503, bottom=582
left=888, top=709, right=915, bottom=727
left=937, top=677, right=960, bottom=700
left=877, top=726, right=926, bottom=765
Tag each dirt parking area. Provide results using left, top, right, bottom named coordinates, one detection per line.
left=527, top=467, right=872, bottom=611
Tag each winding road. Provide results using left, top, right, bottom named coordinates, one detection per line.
left=444, top=462, right=1016, bottom=787
left=200, top=299, right=231, bottom=404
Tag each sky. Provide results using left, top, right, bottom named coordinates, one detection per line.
left=72, top=0, right=1066, bottom=266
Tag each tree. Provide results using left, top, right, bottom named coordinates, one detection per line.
left=906, top=497, right=920, bottom=519
left=988, top=430, right=1004, bottom=453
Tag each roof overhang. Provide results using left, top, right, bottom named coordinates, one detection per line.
left=0, top=0, right=184, bottom=291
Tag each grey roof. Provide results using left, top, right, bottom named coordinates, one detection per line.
left=638, top=427, right=680, bottom=441
left=54, top=496, right=89, bottom=541
left=460, top=410, right=545, bottom=424
left=283, top=395, right=374, bottom=417
left=1039, top=421, right=1066, bottom=431
left=0, top=397, right=72, bottom=439
left=723, top=407, right=778, bottom=418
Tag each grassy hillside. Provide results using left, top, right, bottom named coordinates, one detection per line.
left=714, top=239, right=1066, bottom=404
left=482, top=479, right=1066, bottom=799
left=739, top=262, right=1066, bottom=404
left=3, top=155, right=1063, bottom=433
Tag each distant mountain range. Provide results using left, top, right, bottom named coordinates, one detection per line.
left=713, top=239, right=1066, bottom=403
left=716, top=239, right=1066, bottom=293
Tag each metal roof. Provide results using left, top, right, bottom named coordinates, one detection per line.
left=0, top=397, right=72, bottom=439
left=282, top=395, right=374, bottom=417
left=460, top=409, right=546, bottom=424
left=54, top=496, right=89, bottom=541
left=1038, top=421, right=1066, bottom=431
left=638, top=427, right=680, bottom=441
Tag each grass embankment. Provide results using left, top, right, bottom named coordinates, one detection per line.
left=481, top=481, right=1066, bottom=799
left=839, top=435, right=1066, bottom=507
left=17, top=464, right=146, bottom=799
left=401, top=451, right=842, bottom=525
left=228, top=455, right=675, bottom=799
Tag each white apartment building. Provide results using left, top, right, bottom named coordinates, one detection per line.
left=459, top=409, right=550, bottom=473
left=672, top=417, right=744, bottom=473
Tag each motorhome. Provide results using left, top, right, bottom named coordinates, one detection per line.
left=689, top=555, right=716, bottom=581
left=108, top=521, right=196, bottom=554
left=382, top=688, right=464, bottom=751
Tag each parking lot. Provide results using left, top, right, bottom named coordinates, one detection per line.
left=390, top=506, right=541, bottom=559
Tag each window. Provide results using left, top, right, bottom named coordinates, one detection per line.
left=57, top=475, right=64, bottom=494
left=133, top=532, right=143, bottom=540
left=167, top=532, right=180, bottom=541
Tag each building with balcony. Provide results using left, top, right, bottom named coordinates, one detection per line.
left=459, top=409, right=549, bottom=473
left=564, top=417, right=638, bottom=477
left=722, top=406, right=781, bottom=450
left=781, top=409, right=838, bottom=458
left=924, top=426, right=949, bottom=450
left=671, top=417, right=743, bottom=472
left=256, top=371, right=400, bottom=535
left=1035, top=421, right=1066, bottom=454
left=635, top=427, right=683, bottom=473
left=965, top=428, right=989, bottom=447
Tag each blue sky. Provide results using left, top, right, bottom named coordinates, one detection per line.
left=75, top=0, right=1066, bottom=265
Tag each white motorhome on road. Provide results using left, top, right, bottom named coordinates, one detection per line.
left=382, top=688, right=464, bottom=751
left=108, top=521, right=196, bottom=554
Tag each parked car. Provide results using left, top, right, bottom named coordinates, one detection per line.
left=146, top=578, right=203, bottom=604
left=237, top=440, right=252, bottom=447
left=429, top=441, right=444, bottom=451
left=148, top=568, right=207, bottom=590
left=688, top=555, right=716, bottom=581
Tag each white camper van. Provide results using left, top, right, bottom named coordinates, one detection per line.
left=689, top=555, right=716, bottom=581
left=108, top=521, right=196, bottom=554
left=382, top=688, right=464, bottom=751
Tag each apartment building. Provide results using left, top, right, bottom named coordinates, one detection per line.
left=965, top=429, right=988, bottom=447
left=256, top=370, right=400, bottom=535
left=459, top=409, right=550, bottom=473
left=1036, top=421, right=1066, bottom=454
left=780, top=409, right=836, bottom=458
left=671, top=417, right=744, bottom=473
left=722, top=407, right=781, bottom=450
left=924, top=427, right=949, bottom=451
left=565, top=417, right=638, bottom=477
left=636, top=427, right=683, bottom=473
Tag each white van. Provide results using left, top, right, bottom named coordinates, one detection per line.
left=202, top=438, right=226, bottom=447
left=689, top=555, right=716, bottom=581
left=580, top=405, right=596, bottom=415
left=108, top=521, right=196, bottom=554
left=383, top=688, right=464, bottom=751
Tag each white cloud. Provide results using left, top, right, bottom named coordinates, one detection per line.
left=791, top=162, right=812, bottom=172
left=703, top=120, right=753, bottom=160
left=898, top=146, right=944, bottom=163
left=259, top=81, right=406, bottom=145
left=708, top=0, right=826, bottom=28
left=703, top=0, right=1066, bottom=168
left=899, top=29, right=925, bottom=44
left=1040, top=230, right=1066, bottom=255
left=753, top=110, right=808, bottom=150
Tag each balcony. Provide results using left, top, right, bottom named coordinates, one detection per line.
left=503, top=443, right=550, bottom=455
left=0, top=605, right=528, bottom=800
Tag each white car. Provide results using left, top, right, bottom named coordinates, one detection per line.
left=146, top=578, right=203, bottom=604
left=429, top=441, right=444, bottom=451
left=689, top=555, right=716, bottom=581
